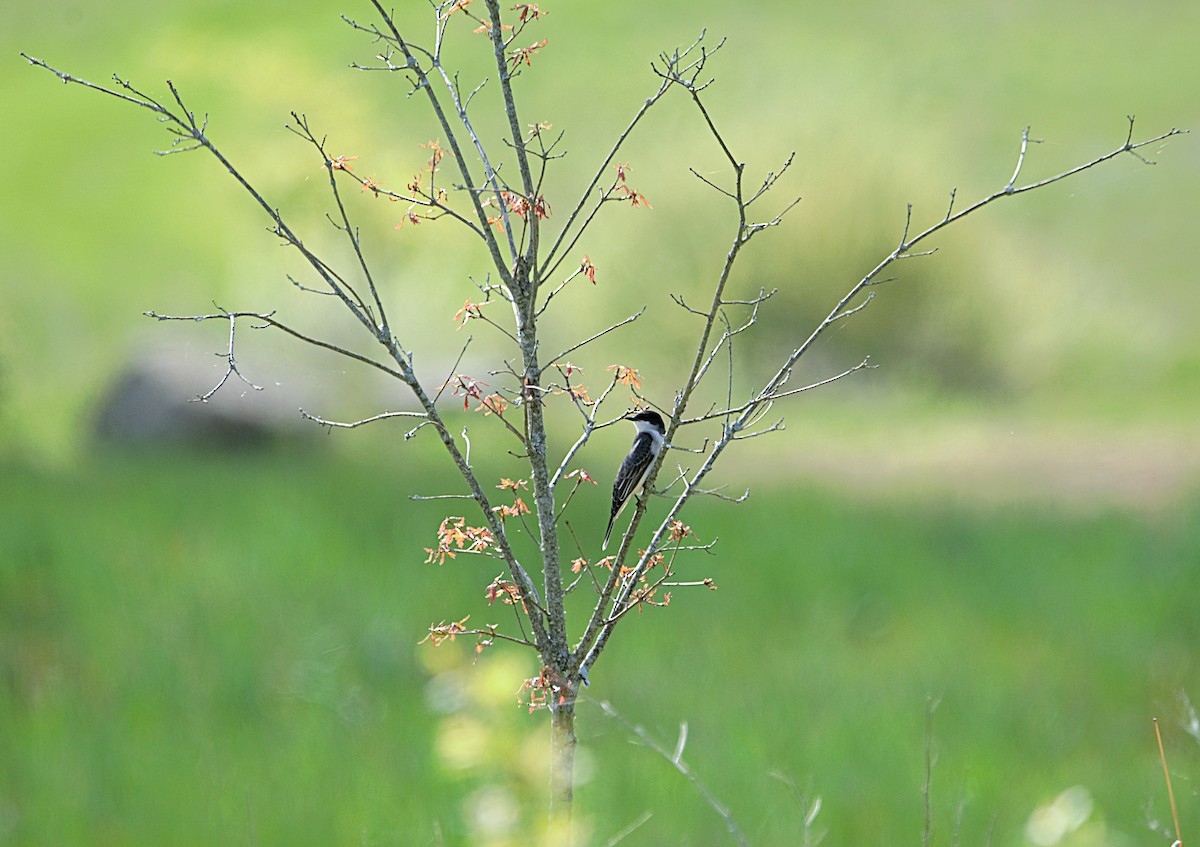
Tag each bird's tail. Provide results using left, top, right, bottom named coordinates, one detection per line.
left=602, top=513, right=617, bottom=551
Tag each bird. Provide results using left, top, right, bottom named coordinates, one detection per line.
left=603, top=409, right=666, bottom=551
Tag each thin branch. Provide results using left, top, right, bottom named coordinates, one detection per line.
left=829, top=291, right=875, bottom=322
left=723, top=310, right=734, bottom=428
left=482, top=0, right=535, bottom=266
left=432, top=335, right=474, bottom=408
left=689, top=167, right=737, bottom=201
left=300, top=409, right=427, bottom=430
left=364, top=2, right=516, bottom=285
left=587, top=117, right=1187, bottom=680
left=549, top=380, right=628, bottom=490
left=22, top=58, right=393, bottom=354
left=746, top=193, right=803, bottom=238
left=545, top=308, right=646, bottom=367
left=540, top=30, right=712, bottom=280
left=536, top=260, right=590, bottom=317
left=193, top=308, right=264, bottom=402
left=605, top=811, right=654, bottom=847
left=1153, top=718, right=1183, bottom=847
left=439, top=623, right=538, bottom=651
left=22, top=53, right=159, bottom=108
left=1005, top=126, right=1041, bottom=192
left=670, top=293, right=711, bottom=318
left=747, top=151, right=797, bottom=206
left=476, top=628, right=539, bottom=650
left=596, top=700, right=749, bottom=847
left=144, top=309, right=408, bottom=383
left=575, top=48, right=762, bottom=659
left=756, top=119, right=1186, bottom=414
left=729, top=417, right=785, bottom=440
left=689, top=292, right=769, bottom=395
left=288, top=273, right=336, bottom=296
left=720, top=289, right=778, bottom=307
left=758, top=357, right=876, bottom=403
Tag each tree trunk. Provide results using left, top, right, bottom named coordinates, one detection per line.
left=549, top=701, right=577, bottom=827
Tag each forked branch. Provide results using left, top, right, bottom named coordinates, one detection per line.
left=575, top=88, right=1184, bottom=681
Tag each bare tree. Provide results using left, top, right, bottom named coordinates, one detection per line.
left=23, top=0, right=1183, bottom=831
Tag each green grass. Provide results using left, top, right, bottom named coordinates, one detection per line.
left=2, top=452, right=1196, bottom=845
left=4, top=0, right=1200, bottom=461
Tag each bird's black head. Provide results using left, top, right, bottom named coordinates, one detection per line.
left=627, top=409, right=665, bottom=431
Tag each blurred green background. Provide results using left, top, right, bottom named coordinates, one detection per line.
left=3, top=0, right=1198, bottom=845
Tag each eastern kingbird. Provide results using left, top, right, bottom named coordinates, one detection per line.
left=602, top=410, right=666, bottom=551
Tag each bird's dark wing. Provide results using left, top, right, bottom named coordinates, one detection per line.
left=610, top=432, right=656, bottom=517
left=603, top=433, right=657, bottom=550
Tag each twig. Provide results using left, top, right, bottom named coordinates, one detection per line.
left=1005, top=127, right=1041, bottom=192
left=679, top=358, right=873, bottom=425
left=545, top=308, right=646, bottom=367
left=144, top=310, right=408, bottom=384
left=364, top=3, right=517, bottom=287
left=1154, top=718, right=1183, bottom=847
left=433, top=336, right=474, bottom=408
left=539, top=32, right=707, bottom=280
left=193, top=307, right=264, bottom=402
left=301, top=409, right=427, bottom=430
left=769, top=771, right=824, bottom=847
left=548, top=384, right=626, bottom=489
left=754, top=118, right=1186, bottom=419
left=597, top=700, right=749, bottom=847
left=289, top=114, right=392, bottom=333
left=605, top=811, right=653, bottom=846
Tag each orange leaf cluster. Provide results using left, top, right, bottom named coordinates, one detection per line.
left=485, top=574, right=525, bottom=610
left=419, top=615, right=471, bottom=646
left=566, top=383, right=592, bottom=405
left=564, top=468, right=596, bottom=485
left=513, top=3, right=547, bottom=22
left=591, top=549, right=674, bottom=611
left=508, top=38, right=548, bottom=70
left=424, top=517, right=495, bottom=565
left=580, top=254, right=597, bottom=284
left=394, top=140, right=451, bottom=229
left=442, top=373, right=511, bottom=417
left=500, top=190, right=551, bottom=220
left=626, top=551, right=671, bottom=610
left=421, top=139, right=446, bottom=169
left=452, top=298, right=489, bottom=329
left=445, top=373, right=488, bottom=411
left=476, top=393, right=510, bottom=417
left=610, top=163, right=651, bottom=208
left=552, top=362, right=594, bottom=406
left=627, top=583, right=671, bottom=610
left=472, top=19, right=513, bottom=34
left=607, top=364, right=643, bottom=391
left=669, top=519, right=691, bottom=542
left=518, top=665, right=570, bottom=714
left=491, top=497, right=530, bottom=520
